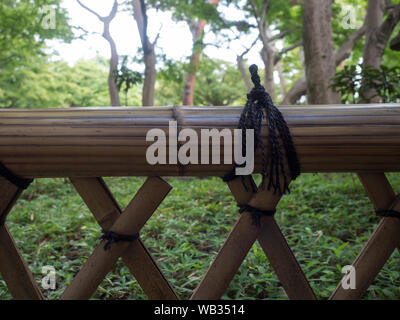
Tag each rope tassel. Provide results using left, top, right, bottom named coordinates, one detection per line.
left=239, top=64, right=300, bottom=194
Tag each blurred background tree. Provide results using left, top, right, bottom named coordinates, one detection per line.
left=0, top=0, right=73, bottom=107
left=156, top=55, right=246, bottom=106
left=1, top=0, right=400, bottom=108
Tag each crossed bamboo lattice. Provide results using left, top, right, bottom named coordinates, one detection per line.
left=0, top=172, right=399, bottom=300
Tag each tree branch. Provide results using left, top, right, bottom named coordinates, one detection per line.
left=76, top=0, right=121, bottom=106
left=109, top=0, right=118, bottom=20
left=152, top=23, right=163, bottom=46
left=237, top=55, right=252, bottom=92
left=239, top=36, right=259, bottom=58
left=249, top=0, right=271, bottom=49
left=249, top=0, right=260, bottom=22
left=259, top=0, right=270, bottom=28
left=77, top=0, right=118, bottom=23
left=237, top=37, right=259, bottom=92
left=376, top=4, right=400, bottom=54
left=132, top=0, right=150, bottom=52
left=274, top=40, right=303, bottom=64
left=77, top=0, right=103, bottom=20
left=335, top=23, right=367, bottom=65
left=267, top=26, right=300, bottom=42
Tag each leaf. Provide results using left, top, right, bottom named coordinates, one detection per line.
left=333, top=242, right=349, bottom=257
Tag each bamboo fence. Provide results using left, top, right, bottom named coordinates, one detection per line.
left=0, top=104, right=399, bottom=300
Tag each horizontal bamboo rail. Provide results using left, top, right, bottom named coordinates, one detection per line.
left=0, top=104, right=399, bottom=178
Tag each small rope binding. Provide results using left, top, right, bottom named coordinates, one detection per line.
left=0, top=162, right=33, bottom=190
left=0, top=163, right=33, bottom=227
left=375, top=210, right=400, bottom=219
left=222, top=166, right=257, bottom=193
left=235, top=64, right=300, bottom=195
left=100, top=230, right=140, bottom=251
left=238, top=204, right=276, bottom=227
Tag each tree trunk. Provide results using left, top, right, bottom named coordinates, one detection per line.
left=182, top=0, right=220, bottom=106
left=363, top=0, right=385, bottom=69
left=261, top=46, right=275, bottom=100
left=132, top=0, right=156, bottom=106
left=143, top=42, right=156, bottom=106
left=237, top=55, right=252, bottom=93
left=104, top=22, right=121, bottom=107
left=182, top=20, right=207, bottom=106
left=77, top=0, right=121, bottom=107
left=361, top=0, right=400, bottom=102
left=276, top=61, right=287, bottom=98
left=302, top=0, right=340, bottom=104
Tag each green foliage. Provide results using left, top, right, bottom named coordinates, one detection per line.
left=0, top=0, right=73, bottom=69
left=156, top=55, right=246, bottom=106
left=0, top=57, right=141, bottom=108
left=1, top=173, right=399, bottom=299
left=194, top=58, right=246, bottom=106
left=331, top=64, right=400, bottom=104
left=114, top=56, right=143, bottom=106
left=0, top=0, right=74, bottom=107
left=147, top=0, right=222, bottom=26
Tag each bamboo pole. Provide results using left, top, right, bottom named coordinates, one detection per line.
left=0, top=104, right=400, bottom=177
left=257, top=219, right=316, bottom=300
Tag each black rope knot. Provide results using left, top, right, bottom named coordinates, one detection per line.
left=230, top=64, right=300, bottom=195
left=249, top=64, right=261, bottom=87
left=222, top=169, right=239, bottom=183
left=100, top=230, right=139, bottom=251
left=238, top=204, right=276, bottom=227
left=375, top=210, right=400, bottom=219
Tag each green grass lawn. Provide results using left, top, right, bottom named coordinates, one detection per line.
left=1, top=173, right=399, bottom=300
